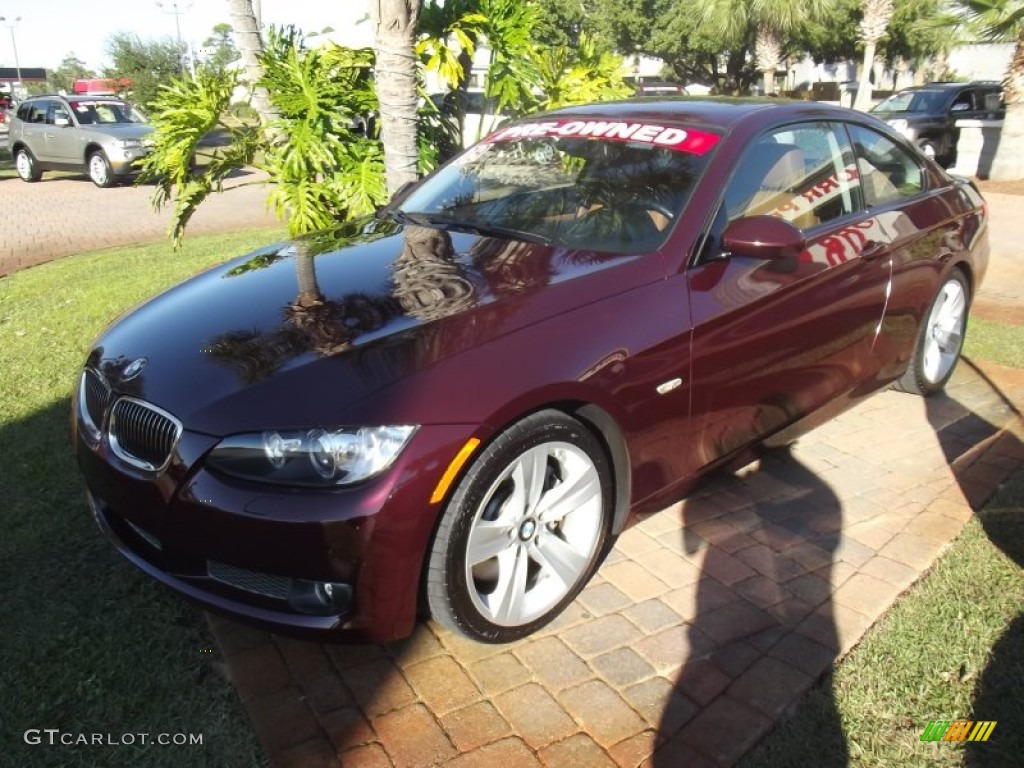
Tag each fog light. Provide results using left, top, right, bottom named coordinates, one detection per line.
left=288, top=579, right=352, bottom=615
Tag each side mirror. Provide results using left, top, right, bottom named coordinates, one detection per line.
left=55, top=116, right=71, bottom=127
left=721, top=215, right=806, bottom=261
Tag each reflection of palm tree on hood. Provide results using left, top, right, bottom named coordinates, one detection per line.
left=283, top=238, right=399, bottom=356
left=391, top=225, right=477, bottom=321
left=210, top=239, right=401, bottom=382
left=471, top=236, right=555, bottom=295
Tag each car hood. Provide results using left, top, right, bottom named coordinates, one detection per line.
left=81, top=123, right=153, bottom=140
left=86, top=217, right=657, bottom=434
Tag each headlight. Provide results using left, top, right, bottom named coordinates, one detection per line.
left=118, top=139, right=143, bottom=148
left=206, top=426, right=418, bottom=487
left=886, top=119, right=909, bottom=133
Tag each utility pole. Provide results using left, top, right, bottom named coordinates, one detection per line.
left=0, top=16, right=22, bottom=101
left=156, top=2, right=194, bottom=75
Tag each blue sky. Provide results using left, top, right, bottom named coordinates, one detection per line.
left=2, top=0, right=374, bottom=73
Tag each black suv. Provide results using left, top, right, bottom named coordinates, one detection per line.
left=871, top=81, right=1004, bottom=166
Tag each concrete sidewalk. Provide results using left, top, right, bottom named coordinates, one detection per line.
left=211, top=360, right=1024, bottom=768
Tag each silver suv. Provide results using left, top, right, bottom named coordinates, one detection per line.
left=8, top=95, right=152, bottom=187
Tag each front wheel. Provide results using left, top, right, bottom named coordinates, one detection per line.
left=896, top=270, right=970, bottom=395
left=87, top=151, right=117, bottom=188
left=426, top=410, right=612, bottom=642
left=15, top=148, right=41, bottom=182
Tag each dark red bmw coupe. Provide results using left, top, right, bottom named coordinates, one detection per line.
left=74, top=99, right=988, bottom=643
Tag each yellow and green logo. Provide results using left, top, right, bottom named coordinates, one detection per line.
left=921, top=720, right=997, bottom=742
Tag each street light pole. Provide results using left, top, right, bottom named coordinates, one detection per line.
left=0, top=16, right=22, bottom=100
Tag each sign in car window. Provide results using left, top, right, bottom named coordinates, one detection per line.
left=484, top=120, right=721, bottom=155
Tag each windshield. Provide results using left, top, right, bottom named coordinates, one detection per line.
left=871, top=90, right=948, bottom=114
left=398, top=120, right=720, bottom=253
left=69, top=100, right=147, bottom=125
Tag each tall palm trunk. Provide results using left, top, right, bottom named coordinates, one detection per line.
left=225, top=0, right=278, bottom=126
left=371, top=0, right=422, bottom=196
left=755, top=24, right=782, bottom=95
left=991, top=27, right=1024, bottom=181
left=853, top=0, right=894, bottom=112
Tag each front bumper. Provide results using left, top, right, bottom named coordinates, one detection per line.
left=108, top=146, right=149, bottom=175
left=75, top=406, right=477, bottom=642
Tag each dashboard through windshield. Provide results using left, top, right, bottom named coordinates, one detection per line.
left=398, top=120, right=720, bottom=254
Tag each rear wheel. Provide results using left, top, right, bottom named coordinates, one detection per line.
left=426, top=410, right=612, bottom=642
left=15, top=148, right=41, bottom=182
left=896, top=270, right=970, bottom=395
left=87, top=151, right=116, bottom=188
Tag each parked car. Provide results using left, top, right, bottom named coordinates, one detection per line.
left=8, top=94, right=152, bottom=187
left=871, top=81, right=1004, bottom=166
left=626, top=76, right=688, bottom=96
left=74, top=99, right=988, bottom=643
left=430, top=89, right=508, bottom=148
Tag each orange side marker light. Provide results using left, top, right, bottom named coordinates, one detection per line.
left=430, top=438, right=481, bottom=504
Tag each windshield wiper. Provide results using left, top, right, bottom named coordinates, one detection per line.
left=378, top=209, right=552, bottom=246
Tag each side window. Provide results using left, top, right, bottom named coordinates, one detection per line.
left=48, top=103, right=71, bottom=125
left=950, top=90, right=974, bottom=113
left=28, top=101, right=49, bottom=124
left=723, top=121, right=859, bottom=230
left=847, top=124, right=925, bottom=207
left=16, top=103, right=30, bottom=121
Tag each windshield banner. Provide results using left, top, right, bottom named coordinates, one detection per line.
left=485, top=120, right=721, bottom=155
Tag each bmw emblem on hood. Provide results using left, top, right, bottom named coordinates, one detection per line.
left=122, top=357, right=148, bottom=381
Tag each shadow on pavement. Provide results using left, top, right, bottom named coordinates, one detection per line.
left=651, top=449, right=848, bottom=766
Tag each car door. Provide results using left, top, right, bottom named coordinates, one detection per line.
left=685, top=120, right=891, bottom=466
left=18, top=100, right=53, bottom=162
left=844, top=122, right=957, bottom=378
left=46, top=101, right=80, bottom=164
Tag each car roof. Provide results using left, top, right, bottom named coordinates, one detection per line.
left=24, top=94, right=125, bottom=102
left=542, top=97, right=858, bottom=132
left=895, top=81, right=1000, bottom=92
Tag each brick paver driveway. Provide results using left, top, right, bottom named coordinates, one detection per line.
left=0, top=170, right=279, bottom=276
left=212, top=358, right=1024, bottom=767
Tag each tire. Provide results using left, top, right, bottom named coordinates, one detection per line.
left=426, top=410, right=612, bottom=642
left=896, top=269, right=970, bottom=396
left=14, top=148, right=41, bottom=182
left=87, top=151, right=117, bottom=188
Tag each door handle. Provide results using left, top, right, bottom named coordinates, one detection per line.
left=861, top=241, right=887, bottom=262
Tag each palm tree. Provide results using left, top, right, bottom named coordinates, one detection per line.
left=702, top=0, right=835, bottom=95
left=225, top=0, right=278, bottom=125
left=371, top=0, right=423, bottom=195
left=945, top=0, right=1024, bottom=180
left=853, top=0, right=896, bottom=111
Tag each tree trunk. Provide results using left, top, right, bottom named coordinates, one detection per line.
left=755, top=25, right=781, bottom=96
left=371, top=0, right=422, bottom=196
left=990, top=27, right=1024, bottom=181
left=853, top=40, right=877, bottom=112
left=225, top=0, right=278, bottom=127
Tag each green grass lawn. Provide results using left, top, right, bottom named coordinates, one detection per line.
left=965, top=317, right=1024, bottom=370
left=1, top=230, right=282, bottom=768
